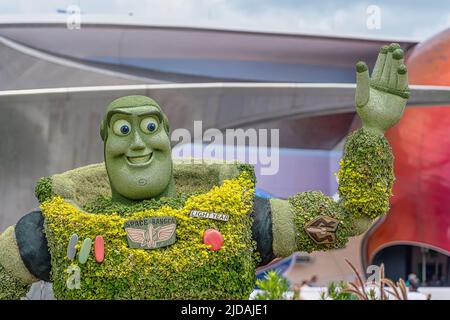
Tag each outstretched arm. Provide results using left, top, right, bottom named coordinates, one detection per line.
left=263, top=43, right=409, bottom=259
left=339, top=42, right=408, bottom=223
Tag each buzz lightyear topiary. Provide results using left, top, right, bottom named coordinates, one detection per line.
left=0, top=43, right=409, bottom=299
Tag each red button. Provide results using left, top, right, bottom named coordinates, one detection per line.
left=203, top=229, right=224, bottom=251
left=94, top=236, right=105, bottom=263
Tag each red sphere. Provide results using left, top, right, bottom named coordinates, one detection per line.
left=365, top=28, right=450, bottom=263
left=203, top=229, right=224, bottom=251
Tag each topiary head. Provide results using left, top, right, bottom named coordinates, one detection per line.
left=100, top=95, right=174, bottom=202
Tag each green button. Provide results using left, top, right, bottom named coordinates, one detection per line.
left=78, top=238, right=92, bottom=264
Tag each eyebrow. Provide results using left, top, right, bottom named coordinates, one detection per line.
left=106, top=108, right=162, bottom=126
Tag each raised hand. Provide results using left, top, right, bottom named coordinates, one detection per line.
left=355, top=43, right=410, bottom=135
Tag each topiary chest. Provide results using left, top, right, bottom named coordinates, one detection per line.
left=37, top=161, right=259, bottom=299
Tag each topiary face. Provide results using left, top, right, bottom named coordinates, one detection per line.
left=101, top=96, right=173, bottom=201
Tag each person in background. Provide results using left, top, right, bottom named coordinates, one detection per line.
left=407, top=273, right=420, bottom=292
left=429, top=274, right=442, bottom=287
left=307, top=275, right=319, bottom=287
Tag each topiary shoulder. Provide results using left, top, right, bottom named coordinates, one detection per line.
left=35, top=159, right=255, bottom=211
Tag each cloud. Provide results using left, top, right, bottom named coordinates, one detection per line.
left=0, top=0, right=448, bottom=40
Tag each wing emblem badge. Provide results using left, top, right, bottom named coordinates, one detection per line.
left=124, top=216, right=177, bottom=249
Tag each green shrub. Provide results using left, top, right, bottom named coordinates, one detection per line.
left=35, top=177, right=53, bottom=203
left=320, top=281, right=357, bottom=300
left=254, top=271, right=289, bottom=300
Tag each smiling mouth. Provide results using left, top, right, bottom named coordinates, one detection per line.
left=126, top=152, right=153, bottom=166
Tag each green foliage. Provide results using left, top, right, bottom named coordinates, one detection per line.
left=366, top=288, right=378, bottom=300
left=287, top=128, right=394, bottom=255
left=237, top=163, right=257, bottom=184
left=0, top=264, right=30, bottom=300
left=41, top=174, right=259, bottom=299
left=337, top=128, right=394, bottom=219
left=83, top=192, right=197, bottom=216
left=320, top=281, right=357, bottom=300
left=289, top=191, right=353, bottom=253
left=254, top=271, right=289, bottom=300
left=35, top=177, right=53, bottom=203
left=171, top=163, right=219, bottom=194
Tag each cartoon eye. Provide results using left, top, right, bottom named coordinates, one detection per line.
left=140, top=117, right=159, bottom=134
left=112, top=119, right=131, bottom=136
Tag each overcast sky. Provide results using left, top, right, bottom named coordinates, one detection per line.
left=0, top=0, right=449, bottom=41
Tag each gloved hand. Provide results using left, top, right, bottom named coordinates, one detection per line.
left=355, top=43, right=409, bottom=135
